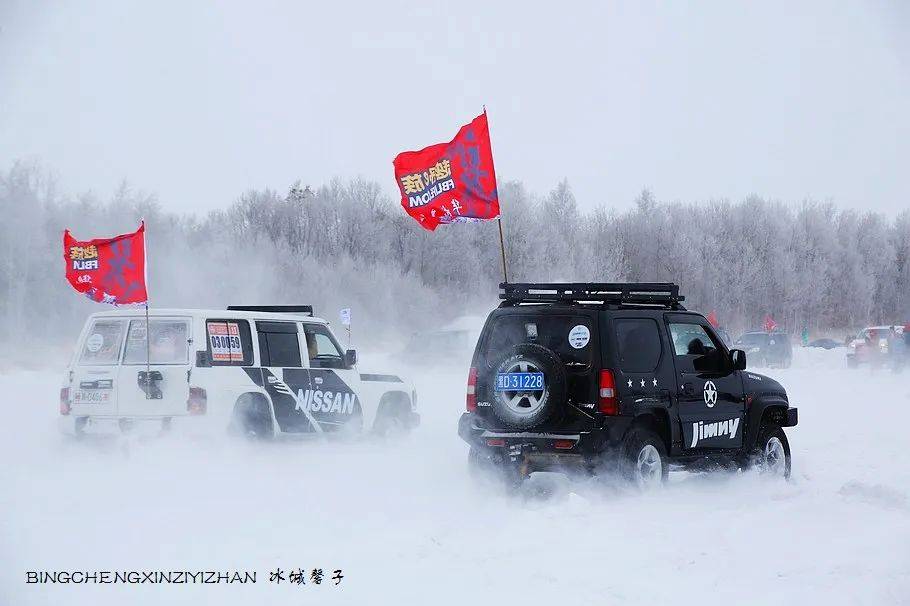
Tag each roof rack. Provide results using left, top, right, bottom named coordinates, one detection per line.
left=499, top=282, right=685, bottom=309
left=227, top=305, right=314, bottom=316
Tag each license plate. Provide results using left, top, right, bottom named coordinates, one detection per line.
left=73, top=390, right=111, bottom=404
left=495, top=372, right=545, bottom=391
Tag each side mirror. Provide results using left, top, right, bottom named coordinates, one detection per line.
left=730, top=349, right=747, bottom=371
left=344, top=349, right=358, bottom=368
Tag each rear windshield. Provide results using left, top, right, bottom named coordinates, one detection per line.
left=123, top=319, right=190, bottom=365
left=737, top=333, right=768, bottom=346
left=486, top=315, right=593, bottom=365
left=79, top=319, right=126, bottom=365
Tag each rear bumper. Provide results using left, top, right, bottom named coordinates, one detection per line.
left=58, top=414, right=210, bottom=437
left=458, top=413, right=626, bottom=461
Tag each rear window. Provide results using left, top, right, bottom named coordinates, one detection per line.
left=486, top=315, right=593, bottom=365
left=614, top=319, right=662, bottom=372
left=737, top=333, right=768, bottom=347
left=79, top=319, right=126, bottom=365
left=123, top=319, right=190, bottom=365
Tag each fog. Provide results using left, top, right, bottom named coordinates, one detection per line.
left=2, top=1, right=909, bottom=214
left=2, top=2, right=910, bottom=603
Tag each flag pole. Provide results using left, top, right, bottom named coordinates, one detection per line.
left=143, top=220, right=150, bottom=399
left=497, top=217, right=508, bottom=283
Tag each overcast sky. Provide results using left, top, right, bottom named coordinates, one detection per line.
left=1, top=0, right=908, bottom=214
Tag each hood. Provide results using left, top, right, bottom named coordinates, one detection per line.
left=742, top=371, right=787, bottom=400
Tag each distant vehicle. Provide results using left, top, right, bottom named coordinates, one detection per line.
left=458, top=282, right=798, bottom=490
left=396, top=316, right=482, bottom=365
left=807, top=338, right=840, bottom=350
left=734, top=331, right=793, bottom=368
left=60, top=306, right=418, bottom=439
left=846, top=325, right=905, bottom=368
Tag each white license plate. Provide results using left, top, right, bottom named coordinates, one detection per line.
left=74, top=390, right=111, bottom=404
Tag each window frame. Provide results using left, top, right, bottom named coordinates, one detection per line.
left=665, top=316, right=728, bottom=374
left=302, top=322, right=347, bottom=369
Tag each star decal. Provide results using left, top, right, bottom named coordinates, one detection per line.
left=652, top=378, right=658, bottom=387
left=627, top=379, right=633, bottom=388
left=639, top=379, right=646, bottom=388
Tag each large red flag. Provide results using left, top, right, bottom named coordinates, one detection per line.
left=393, top=111, right=500, bottom=231
left=63, top=222, right=148, bottom=305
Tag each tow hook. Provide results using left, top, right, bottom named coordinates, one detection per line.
left=508, top=444, right=531, bottom=479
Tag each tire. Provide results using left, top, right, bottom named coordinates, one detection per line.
left=481, top=343, right=567, bottom=430
left=231, top=394, right=274, bottom=441
left=749, top=425, right=791, bottom=479
left=620, top=428, right=669, bottom=489
left=468, top=448, right=522, bottom=491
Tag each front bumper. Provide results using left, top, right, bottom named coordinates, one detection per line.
left=783, top=406, right=798, bottom=427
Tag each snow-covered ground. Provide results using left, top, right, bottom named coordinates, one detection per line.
left=1, top=347, right=908, bottom=605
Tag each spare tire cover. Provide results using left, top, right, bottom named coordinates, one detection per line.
left=482, top=342, right=567, bottom=430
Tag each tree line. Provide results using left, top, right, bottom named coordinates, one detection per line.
left=1, top=160, right=907, bottom=353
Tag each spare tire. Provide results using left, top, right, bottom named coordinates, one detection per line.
left=481, top=342, right=567, bottom=430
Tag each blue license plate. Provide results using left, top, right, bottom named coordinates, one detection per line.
left=495, top=372, right=545, bottom=391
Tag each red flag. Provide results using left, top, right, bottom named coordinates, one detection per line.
left=63, top=222, right=148, bottom=305
left=763, top=314, right=777, bottom=333
left=707, top=310, right=719, bottom=328
left=393, top=111, right=500, bottom=231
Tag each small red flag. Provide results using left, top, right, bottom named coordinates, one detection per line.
left=63, top=222, right=148, bottom=305
left=393, top=112, right=500, bottom=231
left=763, top=314, right=777, bottom=333
left=707, top=310, right=719, bottom=328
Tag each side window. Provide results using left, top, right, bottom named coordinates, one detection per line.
left=205, top=319, right=253, bottom=366
left=256, top=321, right=302, bottom=368
left=124, top=319, right=190, bottom=365
left=669, top=322, right=724, bottom=373
left=79, top=320, right=126, bottom=365
left=303, top=324, right=345, bottom=369
left=615, top=319, right=662, bottom=373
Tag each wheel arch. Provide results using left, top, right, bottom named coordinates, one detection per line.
left=630, top=409, right=672, bottom=454
left=231, top=391, right=276, bottom=436
left=744, top=396, right=789, bottom=449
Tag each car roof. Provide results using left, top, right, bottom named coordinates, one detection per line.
left=86, top=308, right=330, bottom=325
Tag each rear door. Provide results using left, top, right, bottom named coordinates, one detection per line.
left=71, top=317, right=127, bottom=417
left=117, top=316, right=192, bottom=417
left=666, top=315, right=745, bottom=450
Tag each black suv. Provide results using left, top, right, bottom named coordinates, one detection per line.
left=734, top=331, right=793, bottom=368
left=458, top=283, right=798, bottom=488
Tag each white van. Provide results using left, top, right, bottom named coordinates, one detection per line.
left=59, top=306, right=418, bottom=438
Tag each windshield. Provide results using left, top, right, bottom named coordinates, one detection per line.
left=486, top=315, right=593, bottom=366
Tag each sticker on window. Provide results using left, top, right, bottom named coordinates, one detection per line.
left=207, top=322, right=243, bottom=362
left=568, top=325, right=590, bottom=349
left=86, top=333, right=104, bottom=353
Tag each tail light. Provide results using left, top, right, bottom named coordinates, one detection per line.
left=486, top=438, right=505, bottom=447
left=59, top=387, right=71, bottom=416
left=187, top=387, right=207, bottom=415
left=598, top=369, right=618, bottom=415
left=554, top=439, right=575, bottom=450
left=466, top=367, right=478, bottom=412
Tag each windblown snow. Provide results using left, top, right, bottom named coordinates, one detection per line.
left=1, top=348, right=908, bottom=605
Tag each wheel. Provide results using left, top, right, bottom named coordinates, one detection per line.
left=374, top=412, right=407, bottom=438
left=468, top=448, right=522, bottom=490
left=481, top=343, right=567, bottom=430
left=749, top=426, right=791, bottom=478
left=620, top=428, right=669, bottom=489
left=230, top=394, right=274, bottom=440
